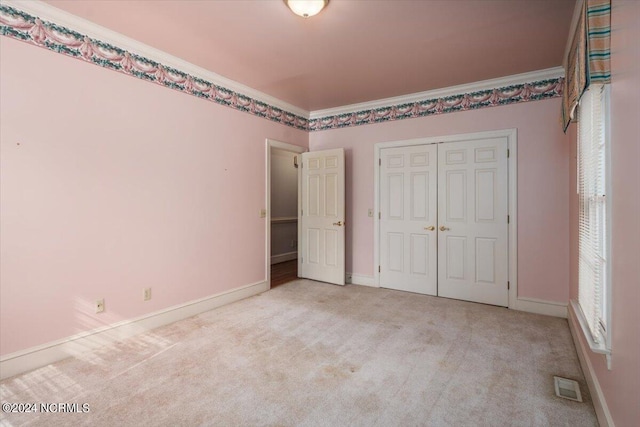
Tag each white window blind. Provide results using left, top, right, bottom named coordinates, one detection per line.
left=577, top=83, right=608, bottom=346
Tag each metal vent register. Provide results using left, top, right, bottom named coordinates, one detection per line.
left=554, top=376, right=583, bottom=402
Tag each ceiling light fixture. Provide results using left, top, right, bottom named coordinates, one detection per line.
left=284, top=0, right=329, bottom=18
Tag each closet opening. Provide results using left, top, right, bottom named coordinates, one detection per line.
left=266, top=140, right=305, bottom=288
left=374, top=129, right=518, bottom=308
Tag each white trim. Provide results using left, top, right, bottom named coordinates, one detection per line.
left=310, top=68, right=564, bottom=119
left=373, top=129, right=518, bottom=311
left=266, top=140, right=307, bottom=153
left=372, top=129, right=518, bottom=150
left=2, top=0, right=308, bottom=119
left=271, top=216, right=298, bottom=224
left=346, top=273, right=377, bottom=287
left=603, top=83, right=613, bottom=357
left=568, top=304, right=615, bottom=427
left=507, top=130, right=519, bottom=310
left=512, top=297, right=568, bottom=318
left=1, top=1, right=566, bottom=124
left=373, top=146, right=381, bottom=289
left=265, top=139, right=306, bottom=289
left=271, top=251, right=298, bottom=265
left=0, top=280, right=268, bottom=380
left=570, top=300, right=611, bottom=360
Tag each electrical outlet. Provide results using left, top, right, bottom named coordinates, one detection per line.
left=95, top=299, right=105, bottom=314
left=143, top=288, right=152, bottom=301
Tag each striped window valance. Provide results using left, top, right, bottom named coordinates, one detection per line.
left=562, top=0, right=611, bottom=132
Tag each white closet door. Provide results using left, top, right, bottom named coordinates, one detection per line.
left=380, top=144, right=438, bottom=295
left=299, top=149, right=345, bottom=285
left=437, top=137, right=508, bottom=306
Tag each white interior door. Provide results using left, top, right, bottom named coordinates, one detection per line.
left=299, top=149, right=345, bottom=285
left=437, top=137, right=508, bottom=306
left=379, top=144, right=438, bottom=295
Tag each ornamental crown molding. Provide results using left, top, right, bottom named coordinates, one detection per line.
left=309, top=67, right=564, bottom=120
left=1, top=0, right=565, bottom=132
left=308, top=70, right=564, bottom=131
left=0, top=0, right=308, bottom=120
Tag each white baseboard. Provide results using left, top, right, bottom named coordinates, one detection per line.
left=346, top=273, right=377, bottom=287
left=511, top=297, right=567, bottom=318
left=0, top=280, right=268, bottom=380
left=270, top=251, right=297, bottom=265
left=342, top=278, right=565, bottom=317
left=568, top=305, right=615, bottom=427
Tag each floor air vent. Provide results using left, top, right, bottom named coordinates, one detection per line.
left=554, top=376, right=583, bottom=402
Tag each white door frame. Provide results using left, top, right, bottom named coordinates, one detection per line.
left=265, top=139, right=306, bottom=289
left=373, top=129, right=519, bottom=309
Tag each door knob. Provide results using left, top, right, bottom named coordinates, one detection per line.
left=439, top=225, right=450, bottom=231
left=333, top=221, right=344, bottom=226
left=424, top=226, right=435, bottom=231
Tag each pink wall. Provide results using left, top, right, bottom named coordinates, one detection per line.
left=0, top=37, right=308, bottom=356
left=309, top=98, right=572, bottom=303
left=569, top=1, right=640, bottom=425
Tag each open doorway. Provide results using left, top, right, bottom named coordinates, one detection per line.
left=266, top=140, right=305, bottom=289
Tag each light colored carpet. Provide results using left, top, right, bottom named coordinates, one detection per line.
left=1, top=280, right=597, bottom=426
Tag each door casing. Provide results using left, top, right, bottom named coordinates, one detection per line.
left=373, top=129, right=519, bottom=309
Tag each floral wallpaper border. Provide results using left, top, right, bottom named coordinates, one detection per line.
left=1, top=4, right=564, bottom=133
left=0, top=4, right=309, bottom=131
left=309, top=78, right=563, bottom=131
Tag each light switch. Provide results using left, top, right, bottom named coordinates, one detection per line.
left=259, top=209, right=267, bottom=218
left=368, top=208, right=373, bottom=217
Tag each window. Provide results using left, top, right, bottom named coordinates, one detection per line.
left=573, top=83, right=611, bottom=363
